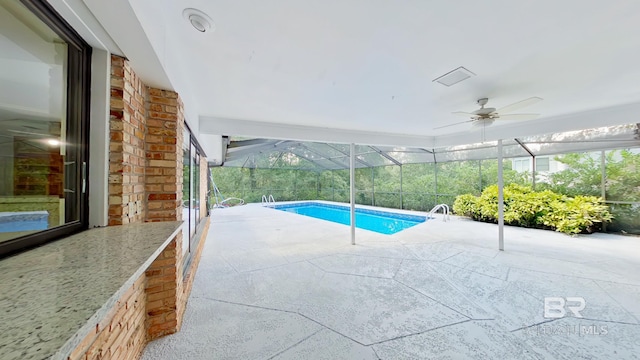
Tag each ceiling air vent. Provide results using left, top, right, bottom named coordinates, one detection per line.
left=433, top=66, right=475, bottom=87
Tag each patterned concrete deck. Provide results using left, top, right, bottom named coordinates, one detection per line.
left=143, top=203, right=640, bottom=359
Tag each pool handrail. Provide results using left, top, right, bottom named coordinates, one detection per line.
left=211, top=175, right=245, bottom=208
left=428, top=204, right=450, bottom=222
left=218, top=197, right=245, bottom=207
left=262, top=194, right=276, bottom=207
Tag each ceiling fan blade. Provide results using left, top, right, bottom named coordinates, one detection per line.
left=496, top=97, right=542, bottom=114
left=433, top=119, right=473, bottom=130
left=496, top=113, right=540, bottom=121
left=451, top=111, right=475, bottom=117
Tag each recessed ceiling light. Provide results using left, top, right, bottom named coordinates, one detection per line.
left=183, top=8, right=214, bottom=34
left=433, top=66, right=475, bottom=87
left=47, top=139, right=60, bottom=146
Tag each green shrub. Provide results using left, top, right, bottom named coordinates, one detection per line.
left=607, top=204, right=640, bottom=234
left=540, top=195, right=613, bottom=235
left=453, top=185, right=612, bottom=235
left=477, top=185, right=499, bottom=221
left=452, top=194, right=478, bottom=218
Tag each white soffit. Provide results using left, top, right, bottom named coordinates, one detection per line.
left=49, top=0, right=121, bottom=53
left=82, top=0, right=172, bottom=90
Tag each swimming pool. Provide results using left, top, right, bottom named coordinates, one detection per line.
left=0, top=211, right=49, bottom=233
left=273, top=202, right=426, bottom=235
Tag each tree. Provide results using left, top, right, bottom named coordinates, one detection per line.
left=537, top=152, right=602, bottom=197
left=519, top=150, right=640, bottom=234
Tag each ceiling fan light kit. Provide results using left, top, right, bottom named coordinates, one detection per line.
left=471, top=118, right=495, bottom=127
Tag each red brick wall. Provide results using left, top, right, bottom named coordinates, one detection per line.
left=145, top=89, right=184, bottom=223
left=109, top=55, right=147, bottom=225
left=145, top=235, right=182, bottom=339
left=78, top=55, right=209, bottom=360
left=68, top=275, right=147, bottom=360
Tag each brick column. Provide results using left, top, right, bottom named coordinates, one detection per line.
left=145, top=237, right=180, bottom=339
left=109, top=55, right=147, bottom=225
left=144, top=88, right=186, bottom=338
left=145, top=88, right=184, bottom=223
left=105, top=56, right=202, bottom=349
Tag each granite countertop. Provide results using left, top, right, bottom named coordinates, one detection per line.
left=0, top=221, right=182, bottom=360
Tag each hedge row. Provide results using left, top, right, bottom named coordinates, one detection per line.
left=452, top=184, right=612, bottom=235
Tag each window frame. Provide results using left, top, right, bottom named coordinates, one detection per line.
left=0, top=0, right=91, bottom=258
left=181, top=122, right=206, bottom=272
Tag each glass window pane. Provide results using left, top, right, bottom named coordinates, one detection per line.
left=512, top=158, right=530, bottom=172
left=536, top=157, right=550, bottom=171
left=194, top=153, right=198, bottom=225
left=0, top=0, right=71, bottom=243
left=190, top=143, right=196, bottom=238
left=181, top=127, right=190, bottom=254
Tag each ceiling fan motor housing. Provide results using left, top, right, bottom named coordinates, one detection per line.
left=472, top=98, right=496, bottom=117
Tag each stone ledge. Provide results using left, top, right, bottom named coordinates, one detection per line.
left=0, top=221, right=182, bottom=360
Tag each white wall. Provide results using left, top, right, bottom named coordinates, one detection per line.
left=511, top=155, right=567, bottom=175
left=199, top=134, right=225, bottom=165
left=88, top=49, right=110, bottom=227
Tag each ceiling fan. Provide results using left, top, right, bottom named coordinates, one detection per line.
left=434, top=97, right=543, bottom=130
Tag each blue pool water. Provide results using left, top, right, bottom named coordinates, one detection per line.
left=0, top=211, right=49, bottom=233
left=0, top=220, right=48, bottom=233
left=273, top=202, right=426, bottom=235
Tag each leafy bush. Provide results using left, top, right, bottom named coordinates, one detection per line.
left=452, top=194, right=478, bottom=218
left=607, top=204, right=640, bottom=234
left=453, top=184, right=612, bottom=235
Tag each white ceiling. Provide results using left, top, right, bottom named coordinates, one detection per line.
left=83, top=0, right=640, bottom=147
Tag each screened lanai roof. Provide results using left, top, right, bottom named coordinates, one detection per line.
left=220, top=123, right=640, bottom=171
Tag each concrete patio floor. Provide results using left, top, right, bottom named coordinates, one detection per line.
left=143, top=203, right=640, bottom=359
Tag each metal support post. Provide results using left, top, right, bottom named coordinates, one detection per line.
left=399, top=165, right=403, bottom=209
left=601, top=150, right=607, bottom=232
left=350, top=144, right=356, bottom=245
left=498, top=139, right=505, bottom=251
